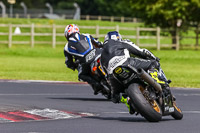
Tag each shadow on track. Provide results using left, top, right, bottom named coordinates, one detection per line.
left=86, top=116, right=173, bottom=123
left=48, top=97, right=110, bottom=102
left=87, top=116, right=148, bottom=122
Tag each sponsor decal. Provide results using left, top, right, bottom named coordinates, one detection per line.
left=70, top=46, right=76, bottom=50
left=86, top=49, right=96, bottom=62
left=107, top=55, right=127, bottom=74
left=109, top=56, right=125, bottom=69
left=107, top=49, right=130, bottom=74
left=114, top=67, right=122, bottom=74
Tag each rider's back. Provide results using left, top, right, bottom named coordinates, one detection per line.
left=101, top=39, right=129, bottom=70
left=65, top=32, right=101, bottom=65
left=65, top=33, right=93, bottom=57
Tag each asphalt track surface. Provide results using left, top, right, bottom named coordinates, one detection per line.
left=0, top=80, right=200, bottom=133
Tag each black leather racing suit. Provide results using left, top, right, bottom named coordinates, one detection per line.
left=64, top=32, right=103, bottom=88
left=100, top=39, right=160, bottom=102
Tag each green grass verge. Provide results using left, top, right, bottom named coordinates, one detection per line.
left=0, top=18, right=199, bottom=88
left=153, top=50, right=200, bottom=88
left=0, top=46, right=200, bottom=88
left=0, top=45, right=78, bottom=82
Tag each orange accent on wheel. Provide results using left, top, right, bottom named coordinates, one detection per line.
left=152, top=101, right=161, bottom=113
left=173, top=102, right=182, bottom=113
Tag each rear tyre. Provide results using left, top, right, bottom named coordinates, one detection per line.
left=171, top=101, right=183, bottom=120
left=127, top=83, right=162, bottom=122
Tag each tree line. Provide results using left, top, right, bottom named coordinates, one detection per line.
left=2, top=0, right=200, bottom=44
left=2, top=0, right=200, bottom=25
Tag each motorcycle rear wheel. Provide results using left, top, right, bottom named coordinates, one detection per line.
left=127, top=83, right=162, bottom=122
left=171, top=101, right=183, bottom=120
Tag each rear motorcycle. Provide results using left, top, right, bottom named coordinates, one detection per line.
left=75, top=55, right=111, bottom=99
left=89, top=55, right=111, bottom=99
left=113, top=64, right=183, bottom=122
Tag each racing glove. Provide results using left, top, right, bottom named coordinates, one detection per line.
left=143, top=49, right=157, bottom=60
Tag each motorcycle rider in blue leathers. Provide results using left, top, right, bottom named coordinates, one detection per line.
left=64, top=24, right=103, bottom=94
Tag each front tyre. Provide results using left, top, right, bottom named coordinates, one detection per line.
left=127, top=83, right=162, bottom=122
left=171, top=101, right=183, bottom=120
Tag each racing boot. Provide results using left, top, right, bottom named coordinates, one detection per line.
left=120, top=94, right=135, bottom=114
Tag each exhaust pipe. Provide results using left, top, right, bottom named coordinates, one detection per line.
left=137, top=68, right=162, bottom=92
left=127, top=65, right=162, bottom=92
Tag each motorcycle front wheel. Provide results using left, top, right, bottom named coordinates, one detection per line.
left=171, top=101, right=183, bottom=120
left=127, top=83, right=162, bottom=122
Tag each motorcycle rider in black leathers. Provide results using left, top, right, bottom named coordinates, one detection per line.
left=100, top=31, right=169, bottom=111
left=64, top=24, right=103, bottom=94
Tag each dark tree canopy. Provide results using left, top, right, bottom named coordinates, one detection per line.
left=126, top=0, right=200, bottom=28
left=1, top=0, right=200, bottom=28
left=0, top=0, right=134, bottom=17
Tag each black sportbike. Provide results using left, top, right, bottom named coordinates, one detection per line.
left=113, top=64, right=183, bottom=122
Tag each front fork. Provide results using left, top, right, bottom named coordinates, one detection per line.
left=159, top=88, right=175, bottom=115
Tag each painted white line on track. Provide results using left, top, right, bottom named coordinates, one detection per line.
left=175, top=94, right=200, bottom=96
left=183, top=111, right=200, bottom=114
left=0, top=118, right=12, bottom=123
left=0, top=79, right=88, bottom=85
left=172, top=87, right=200, bottom=90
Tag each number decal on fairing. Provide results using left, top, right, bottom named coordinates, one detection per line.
left=86, top=49, right=96, bottom=62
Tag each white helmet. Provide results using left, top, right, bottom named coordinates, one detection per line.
left=64, top=24, right=80, bottom=40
